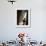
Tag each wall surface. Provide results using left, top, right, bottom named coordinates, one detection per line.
left=0, top=0, right=46, bottom=42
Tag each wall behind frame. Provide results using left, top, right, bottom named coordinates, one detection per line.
left=0, top=0, right=46, bottom=42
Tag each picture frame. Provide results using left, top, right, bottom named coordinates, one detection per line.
left=16, top=8, right=31, bottom=28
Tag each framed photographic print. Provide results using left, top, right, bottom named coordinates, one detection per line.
left=16, top=8, right=31, bottom=28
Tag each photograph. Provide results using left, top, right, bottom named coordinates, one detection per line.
left=16, top=8, right=31, bottom=28
left=17, top=10, right=28, bottom=25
